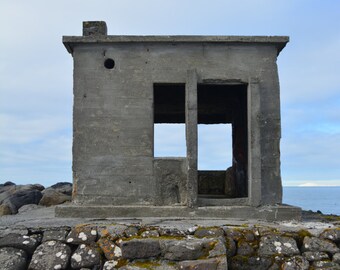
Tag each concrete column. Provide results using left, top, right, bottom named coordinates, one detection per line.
left=186, top=69, right=198, bottom=207
left=247, top=78, right=262, bottom=206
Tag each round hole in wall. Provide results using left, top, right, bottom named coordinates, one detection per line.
left=104, top=58, right=115, bottom=69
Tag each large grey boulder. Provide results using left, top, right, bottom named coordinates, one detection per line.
left=0, top=247, right=27, bottom=270
left=70, top=244, right=101, bottom=269
left=39, top=189, right=71, bottom=206
left=0, top=184, right=44, bottom=214
left=28, top=240, right=71, bottom=270
left=302, top=236, right=339, bottom=254
left=258, top=235, right=300, bottom=256
left=0, top=233, right=39, bottom=254
left=50, top=182, right=72, bottom=196
left=121, top=239, right=161, bottom=259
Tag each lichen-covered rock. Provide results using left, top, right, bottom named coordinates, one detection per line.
left=70, top=244, right=101, bottom=269
left=258, top=235, right=299, bottom=256
left=194, top=227, right=224, bottom=238
left=103, top=260, right=119, bottom=270
left=208, top=238, right=226, bottom=258
left=320, top=229, right=340, bottom=243
left=28, top=240, right=71, bottom=270
left=159, top=227, right=186, bottom=237
left=178, top=258, right=218, bottom=270
left=281, top=256, right=309, bottom=270
left=302, top=236, right=339, bottom=254
left=121, top=239, right=160, bottom=259
left=237, top=239, right=257, bottom=256
left=160, top=239, right=211, bottom=261
left=140, top=230, right=160, bottom=238
left=230, top=255, right=274, bottom=270
left=97, top=237, right=121, bottom=260
left=302, top=251, right=329, bottom=262
left=98, top=224, right=127, bottom=240
left=39, top=189, right=71, bottom=206
left=0, top=233, right=39, bottom=254
left=120, top=261, right=178, bottom=270
left=66, top=226, right=97, bottom=244
left=223, top=228, right=243, bottom=241
left=0, top=247, right=27, bottom=270
left=225, top=236, right=236, bottom=257
left=124, top=226, right=139, bottom=238
left=333, top=253, right=340, bottom=264
left=42, top=228, right=70, bottom=242
left=312, top=260, right=340, bottom=269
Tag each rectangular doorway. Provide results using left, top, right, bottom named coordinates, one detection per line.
left=197, top=83, right=248, bottom=198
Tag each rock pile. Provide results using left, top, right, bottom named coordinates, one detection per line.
left=0, top=182, right=72, bottom=216
left=0, top=224, right=339, bottom=269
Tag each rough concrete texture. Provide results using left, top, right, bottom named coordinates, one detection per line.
left=62, top=21, right=294, bottom=219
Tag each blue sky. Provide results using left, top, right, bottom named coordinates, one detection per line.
left=0, top=0, right=339, bottom=187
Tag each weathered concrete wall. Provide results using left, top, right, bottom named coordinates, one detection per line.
left=154, top=158, right=187, bottom=205
left=69, top=38, right=283, bottom=206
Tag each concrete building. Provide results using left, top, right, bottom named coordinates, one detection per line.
left=56, top=21, right=301, bottom=220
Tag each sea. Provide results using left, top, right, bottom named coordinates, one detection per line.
left=283, top=186, right=340, bottom=215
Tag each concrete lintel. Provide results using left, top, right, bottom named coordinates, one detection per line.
left=62, top=35, right=289, bottom=54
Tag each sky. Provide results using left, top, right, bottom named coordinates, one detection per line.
left=0, top=0, right=339, bottom=187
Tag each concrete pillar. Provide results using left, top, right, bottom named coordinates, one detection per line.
left=247, top=78, right=262, bottom=206
left=186, top=70, right=198, bottom=207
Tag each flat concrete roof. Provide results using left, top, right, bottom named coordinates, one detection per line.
left=63, top=35, right=289, bottom=54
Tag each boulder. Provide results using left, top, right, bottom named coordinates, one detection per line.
left=230, top=255, right=273, bottom=270
left=70, top=244, right=101, bottom=269
left=66, top=226, right=97, bottom=245
left=302, top=236, right=339, bottom=254
left=50, top=182, right=72, bottom=196
left=28, top=240, right=71, bottom=270
left=0, top=233, right=39, bottom=254
left=0, top=204, right=12, bottom=216
left=121, top=239, right=160, bottom=259
left=97, top=237, right=122, bottom=260
left=124, top=226, right=139, bottom=238
left=0, top=247, right=27, bottom=270
left=312, top=260, right=340, bottom=269
left=39, top=189, right=71, bottom=206
left=302, top=251, right=329, bottom=262
left=194, top=227, right=224, bottom=238
left=320, top=229, right=340, bottom=243
left=1, top=184, right=43, bottom=214
left=333, top=253, right=340, bottom=264
left=258, top=235, right=300, bottom=256
left=160, top=239, right=212, bottom=261
left=42, top=228, right=70, bottom=242
left=282, top=256, right=309, bottom=270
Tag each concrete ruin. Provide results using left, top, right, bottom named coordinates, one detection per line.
left=56, top=21, right=301, bottom=220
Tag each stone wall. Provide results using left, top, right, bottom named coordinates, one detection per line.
left=1, top=223, right=340, bottom=270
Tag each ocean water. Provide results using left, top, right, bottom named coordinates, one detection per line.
left=283, top=186, right=340, bottom=215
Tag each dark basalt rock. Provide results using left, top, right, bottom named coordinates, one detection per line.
left=29, top=240, right=71, bottom=270
left=0, top=247, right=27, bottom=270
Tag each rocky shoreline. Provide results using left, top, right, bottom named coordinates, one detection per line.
left=0, top=181, right=72, bottom=216
left=1, top=182, right=340, bottom=269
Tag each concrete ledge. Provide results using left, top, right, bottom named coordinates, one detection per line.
left=55, top=204, right=301, bottom=221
